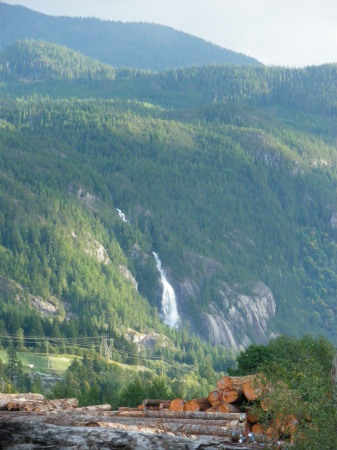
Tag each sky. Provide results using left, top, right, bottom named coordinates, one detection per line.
left=3, top=0, right=337, bottom=67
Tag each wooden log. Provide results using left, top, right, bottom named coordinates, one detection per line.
left=142, top=399, right=171, bottom=407
left=5, top=398, right=78, bottom=411
left=252, top=423, right=264, bottom=435
left=242, top=379, right=263, bottom=402
left=217, top=375, right=257, bottom=392
left=183, top=400, right=200, bottom=412
left=142, top=410, right=246, bottom=421
left=85, top=420, right=238, bottom=437
left=0, top=409, right=246, bottom=423
left=192, top=397, right=212, bottom=411
left=158, top=402, right=170, bottom=410
left=252, top=422, right=278, bottom=440
left=220, top=400, right=242, bottom=413
left=208, top=389, right=223, bottom=407
left=0, top=421, right=257, bottom=449
left=76, top=404, right=111, bottom=412
left=217, top=376, right=233, bottom=391
left=215, top=404, right=229, bottom=413
left=142, top=406, right=161, bottom=411
left=245, top=407, right=259, bottom=424
left=221, top=388, right=245, bottom=405
left=118, top=407, right=139, bottom=412
left=169, top=398, right=185, bottom=411
left=0, top=394, right=44, bottom=410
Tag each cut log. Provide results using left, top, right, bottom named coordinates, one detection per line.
left=0, top=394, right=44, bottom=410
left=252, top=422, right=278, bottom=440
left=221, top=388, right=244, bottom=404
left=0, top=421, right=261, bottom=449
left=158, top=403, right=170, bottom=410
left=142, top=406, right=161, bottom=411
left=220, top=401, right=242, bottom=413
left=183, top=400, right=200, bottom=412
left=169, top=398, right=185, bottom=411
left=5, top=398, right=78, bottom=412
left=242, top=379, right=263, bottom=402
left=217, top=375, right=258, bottom=392
left=192, top=397, right=212, bottom=411
left=245, top=408, right=259, bottom=424
left=208, top=389, right=223, bottom=407
left=142, top=410, right=246, bottom=421
left=252, top=423, right=264, bottom=435
left=76, top=404, right=111, bottom=412
left=118, top=407, right=139, bottom=412
left=214, top=404, right=229, bottom=413
left=142, top=399, right=171, bottom=407
left=85, top=420, right=238, bottom=437
left=217, top=376, right=233, bottom=391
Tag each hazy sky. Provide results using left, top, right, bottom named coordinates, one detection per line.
left=4, top=0, right=337, bottom=67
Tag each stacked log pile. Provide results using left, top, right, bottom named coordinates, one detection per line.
left=167, top=374, right=297, bottom=447
left=0, top=383, right=291, bottom=449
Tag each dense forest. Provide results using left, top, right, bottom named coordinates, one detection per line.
left=0, top=38, right=335, bottom=425
left=0, top=2, right=261, bottom=70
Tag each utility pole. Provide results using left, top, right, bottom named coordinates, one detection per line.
left=46, top=339, right=49, bottom=369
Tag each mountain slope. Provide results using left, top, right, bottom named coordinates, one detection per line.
left=0, top=1, right=261, bottom=70
left=0, top=94, right=335, bottom=347
left=0, top=41, right=335, bottom=353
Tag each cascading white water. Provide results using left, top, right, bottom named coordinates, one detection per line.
left=153, top=252, right=179, bottom=328
left=116, top=208, right=129, bottom=223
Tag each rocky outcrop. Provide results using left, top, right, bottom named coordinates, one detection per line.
left=83, top=232, right=110, bottom=265
left=201, top=282, right=276, bottom=351
left=174, top=251, right=276, bottom=350
left=119, top=265, right=138, bottom=291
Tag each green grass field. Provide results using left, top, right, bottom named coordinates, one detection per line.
left=0, top=350, right=77, bottom=374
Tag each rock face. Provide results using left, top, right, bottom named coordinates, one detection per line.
left=119, top=265, right=138, bottom=291
left=83, top=232, right=110, bottom=265
left=174, top=252, right=276, bottom=350
left=201, top=282, right=276, bottom=351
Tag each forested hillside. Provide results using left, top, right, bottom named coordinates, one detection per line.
left=0, top=40, right=335, bottom=401
left=0, top=2, right=261, bottom=70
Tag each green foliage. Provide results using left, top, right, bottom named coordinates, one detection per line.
left=0, top=40, right=116, bottom=82
left=231, top=336, right=336, bottom=450
left=0, top=4, right=261, bottom=70
left=230, top=334, right=334, bottom=376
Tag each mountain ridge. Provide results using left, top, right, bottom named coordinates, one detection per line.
left=0, top=1, right=262, bottom=70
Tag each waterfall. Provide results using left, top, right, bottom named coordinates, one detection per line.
left=116, top=208, right=129, bottom=223
left=153, top=252, right=179, bottom=328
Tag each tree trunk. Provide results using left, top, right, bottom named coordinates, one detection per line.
left=332, top=347, right=337, bottom=388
